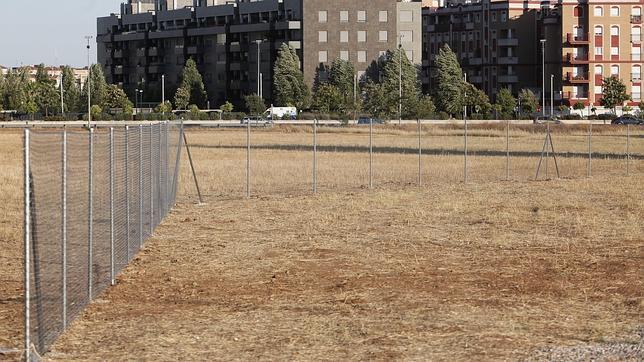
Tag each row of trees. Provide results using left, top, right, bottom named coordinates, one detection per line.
left=0, top=64, right=134, bottom=118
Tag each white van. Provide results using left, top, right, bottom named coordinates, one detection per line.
left=265, top=106, right=297, bottom=120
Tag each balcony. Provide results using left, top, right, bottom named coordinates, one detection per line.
left=631, top=15, right=642, bottom=24
left=563, top=91, right=589, bottom=100
left=633, top=93, right=641, bottom=101
left=465, top=22, right=475, bottom=30
left=114, top=65, right=124, bottom=75
left=136, top=49, right=146, bottom=57
left=468, top=57, right=482, bottom=65
left=498, top=74, right=518, bottom=83
left=632, top=34, right=642, bottom=44
left=424, top=24, right=435, bottom=32
left=498, top=38, right=519, bottom=46
left=564, top=53, right=589, bottom=64
left=114, top=49, right=124, bottom=58
left=469, top=75, right=483, bottom=83
left=498, top=56, right=518, bottom=64
left=187, top=46, right=199, bottom=55
left=566, top=72, right=590, bottom=83
left=633, top=73, right=642, bottom=82
left=567, top=33, right=590, bottom=44
left=149, top=47, right=159, bottom=57
left=148, top=64, right=163, bottom=74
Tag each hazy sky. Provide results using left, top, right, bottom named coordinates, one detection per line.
left=0, top=0, right=122, bottom=68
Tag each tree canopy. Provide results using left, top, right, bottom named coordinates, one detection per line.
left=495, top=88, right=516, bottom=119
left=434, top=44, right=465, bottom=116
left=273, top=44, right=310, bottom=109
left=600, top=76, right=630, bottom=113
left=174, top=58, right=207, bottom=109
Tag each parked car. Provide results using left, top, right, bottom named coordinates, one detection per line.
left=611, top=115, right=643, bottom=125
left=533, top=115, right=562, bottom=124
left=241, top=116, right=271, bottom=125
left=357, top=117, right=385, bottom=125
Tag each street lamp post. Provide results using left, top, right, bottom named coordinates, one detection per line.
left=161, top=74, right=165, bottom=105
left=398, top=35, right=403, bottom=125
left=85, top=35, right=94, bottom=128
left=541, top=39, right=546, bottom=117
left=60, top=73, right=65, bottom=117
left=135, top=89, right=139, bottom=116
left=256, top=40, right=262, bottom=97
left=550, top=74, right=554, bottom=117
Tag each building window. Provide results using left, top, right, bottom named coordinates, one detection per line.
left=318, top=31, right=327, bottom=43
left=405, top=50, right=414, bottom=61
left=340, top=51, right=349, bottom=61
left=611, top=65, right=619, bottom=76
left=318, top=11, right=327, bottom=23
left=633, top=26, right=642, bottom=43
left=400, top=30, right=413, bottom=43
left=611, top=47, right=619, bottom=56
left=594, top=85, right=603, bottom=94
left=357, top=31, right=367, bottom=43
left=340, top=11, right=348, bottom=23
left=595, top=65, right=603, bottom=75
left=595, top=46, right=603, bottom=56
left=357, top=70, right=366, bottom=81
left=379, top=50, right=387, bottom=58
left=574, top=6, right=583, bottom=17
left=594, top=26, right=603, bottom=36
left=357, top=11, right=366, bottom=23
left=319, top=51, right=328, bottom=63
left=633, top=46, right=641, bottom=60
left=633, top=85, right=641, bottom=101
left=340, top=31, right=349, bottom=43
left=357, top=51, right=367, bottom=63
left=379, top=11, right=388, bottom=23
left=501, top=11, right=507, bottom=22
left=611, top=26, right=619, bottom=36
left=491, top=12, right=497, bottom=22
left=594, top=6, right=603, bottom=17
left=399, top=10, right=413, bottom=23
left=379, top=31, right=388, bottom=42
left=610, top=6, right=620, bottom=17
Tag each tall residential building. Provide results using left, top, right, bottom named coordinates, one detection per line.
left=422, top=0, right=543, bottom=100
left=547, top=0, right=642, bottom=108
left=97, top=0, right=422, bottom=107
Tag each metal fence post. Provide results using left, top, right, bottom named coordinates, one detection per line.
left=24, top=129, right=31, bottom=361
left=588, top=123, right=592, bottom=178
left=139, top=125, right=143, bottom=248
left=149, top=124, right=154, bottom=233
left=626, top=124, right=630, bottom=176
left=506, top=120, right=510, bottom=181
left=246, top=118, right=251, bottom=198
left=545, top=123, right=550, bottom=179
left=464, top=119, right=468, bottom=183
left=88, top=128, right=94, bottom=300
left=418, top=120, right=422, bottom=187
left=125, top=126, right=130, bottom=261
left=369, top=118, right=373, bottom=189
left=62, top=129, right=67, bottom=328
left=173, top=122, right=186, bottom=204
left=313, top=119, right=317, bottom=193
left=109, top=128, right=115, bottom=286
left=157, top=123, right=162, bottom=226
left=164, top=122, right=169, bottom=213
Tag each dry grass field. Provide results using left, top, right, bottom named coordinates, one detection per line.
left=0, top=124, right=642, bottom=360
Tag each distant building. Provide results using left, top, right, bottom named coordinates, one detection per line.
left=2, top=65, right=89, bottom=87
left=97, top=0, right=423, bottom=107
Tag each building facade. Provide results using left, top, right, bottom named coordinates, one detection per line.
left=422, top=0, right=642, bottom=112
left=97, top=0, right=423, bottom=108
left=550, top=0, right=642, bottom=108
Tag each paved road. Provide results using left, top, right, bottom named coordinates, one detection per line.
left=0, top=119, right=620, bottom=129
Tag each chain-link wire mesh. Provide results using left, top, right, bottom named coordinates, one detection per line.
left=25, top=122, right=183, bottom=357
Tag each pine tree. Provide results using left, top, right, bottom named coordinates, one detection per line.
left=81, top=64, right=109, bottom=111
left=363, top=81, right=389, bottom=119
left=61, top=66, right=81, bottom=113
left=464, top=82, right=491, bottom=117
left=174, top=58, right=207, bottom=109
left=273, top=44, right=311, bottom=109
left=34, top=64, right=60, bottom=116
left=518, top=89, right=539, bottom=114
left=313, top=83, right=343, bottom=114
left=434, top=44, right=465, bottom=116
left=600, top=76, right=630, bottom=114
left=495, top=88, right=516, bottom=119
left=380, top=49, right=421, bottom=119
left=105, top=84, right=134, bottom=115
left=245, top=94, right=266, bottom=115
left=329, top=58, right=356, bottom=108
left=4, top=68, right=32, bottom=112
left=0, top=72, right=5, bottom=111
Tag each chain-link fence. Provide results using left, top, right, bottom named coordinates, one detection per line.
left=23, top=122, right=183, bottom=359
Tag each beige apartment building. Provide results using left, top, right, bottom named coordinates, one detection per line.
left=550, top=0, right=642, bottom=109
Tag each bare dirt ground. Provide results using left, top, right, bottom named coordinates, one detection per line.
left=1, top=125, right=643, bottom=360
